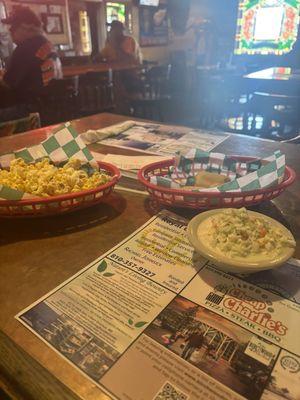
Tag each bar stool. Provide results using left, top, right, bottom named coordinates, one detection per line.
left=205, top=75, right=253, bottom=131
left=37, top=77, right=79, bottom=125
left=77, top=71, right=115, bottom=117
left=128, top=65, right=172, bottom=121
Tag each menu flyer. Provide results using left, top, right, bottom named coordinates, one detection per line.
left=98, top=122, right=230, bottom=155
left=16, top=211, right=300, bottom=400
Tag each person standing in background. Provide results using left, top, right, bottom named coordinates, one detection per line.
left=97, top=20, right=143, bottom=100
left=100, top=20, right=142, bottom=65
left=181, top=330, right=205, bottom=360
left=0, top=6, right=62, bottom=106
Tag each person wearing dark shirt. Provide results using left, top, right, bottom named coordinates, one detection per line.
left=0, top=6, right=62, bottom=105
left=182, top=330, right=204, bottom=360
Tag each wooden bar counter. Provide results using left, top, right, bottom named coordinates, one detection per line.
left=0, top=113, right=299, bottom=399
left=62, top=62, right=141, bottom=78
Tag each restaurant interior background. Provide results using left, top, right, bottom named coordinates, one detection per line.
left=0, top=0, right=300, bottom=141
left=0, top=2, right=300, bottom=400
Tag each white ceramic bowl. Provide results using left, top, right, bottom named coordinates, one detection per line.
left=187, top=209, right=295, bottom=274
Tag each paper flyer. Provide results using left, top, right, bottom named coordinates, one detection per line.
left=101, top=154, right=171, bottom=171
left=16, top=211, right=300, bottom=400
left=99, top=122, right=230, bottom=155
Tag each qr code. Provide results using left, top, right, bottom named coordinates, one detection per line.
left=153, top=381, right=189, bottom=400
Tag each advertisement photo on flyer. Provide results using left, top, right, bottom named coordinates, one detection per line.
left=20, top=302, right=120, bottom=382
left=145, top=296, right=280, bottom=400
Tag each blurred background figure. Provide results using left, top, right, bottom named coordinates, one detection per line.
left=99, top=20, right=142, bottom=65
left=182, top=330, right=205, bottom=361
left=0, top=6, right=62, bottom=106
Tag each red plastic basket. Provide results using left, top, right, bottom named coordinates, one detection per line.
left=0, top=161, right=121, bottom=217
left=138, top=156, right=296, bottom=209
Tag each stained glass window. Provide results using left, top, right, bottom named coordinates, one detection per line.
left=235, top=0, right=300, bottom=55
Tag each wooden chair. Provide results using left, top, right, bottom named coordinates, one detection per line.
left=251, top=91, right=300, bottom=139
left=128, top=64, right=172, bottom=121
left=77, top=71, right=115, bottom=117
left=0, top=112, right=40, bottom=137
left=36, top=77, right=79, bottom=126
left=192, top=71, right=253, bottom=131
left=199, top=74, right=300, bottom=141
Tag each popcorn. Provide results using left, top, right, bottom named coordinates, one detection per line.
left=0, top=158, right=111, bottom=198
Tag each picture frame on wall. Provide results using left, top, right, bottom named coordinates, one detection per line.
left=0, top=1, right=12, bottom=61
left=0, top=1, right=6, bottom=19
left=139, top=4, right=168, bottom=47
left=42, top=13, right=64, bottom=35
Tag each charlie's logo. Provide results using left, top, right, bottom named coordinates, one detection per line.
left=223, top=288, right=288, bottom=336
left=206, top=284, right=229, bottom=305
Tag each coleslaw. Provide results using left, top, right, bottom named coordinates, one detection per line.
left=202, top=208, right=295, bottom=258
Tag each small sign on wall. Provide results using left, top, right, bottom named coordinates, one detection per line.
left=42, top=13, right=64, bottom=34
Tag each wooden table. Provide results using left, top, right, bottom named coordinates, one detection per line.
left=245, top=67, right=300, bottom=82
left=244, top=67, right=300, bottom=95
left=0, top=113, right=299, bottom=400
left=62, top=62, right=141, bottom=78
